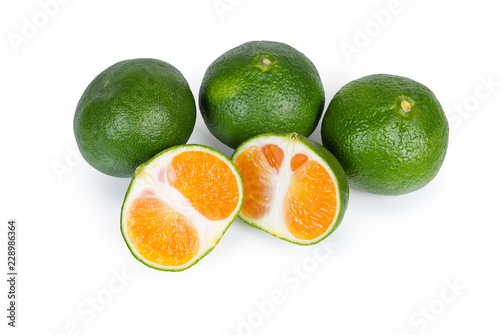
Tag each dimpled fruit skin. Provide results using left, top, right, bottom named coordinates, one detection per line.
left=74, top=58, right=196, bottom=177
left=199, top=41, right=325, bottom=149
left=321, top=74, right=449, bottom=195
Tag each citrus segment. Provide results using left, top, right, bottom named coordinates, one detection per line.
left=284, top=160, right=337, bottom=240
left=261, top=144, right=284, bottom=172
left=168, top=151, right=240, bottom=221
left=126, top=197, right=200, bottom=266
left=290, top=153, right=308, bottom=172
left=234, top=146, right=275, bottom=220
left=232, top=133, right=349, bottom=245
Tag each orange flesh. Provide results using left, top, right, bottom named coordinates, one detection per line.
left=284, top=160, right=337, bottom=240
left=234, top=145, right=284, bottom=219
left=126, top=197, right=200, bottom=266
left=168, top=151, right=240, bottom=221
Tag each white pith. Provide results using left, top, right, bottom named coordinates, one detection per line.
left=235, top=135, right=341, bottom=245
left=121, top=145, right=243, bottom=271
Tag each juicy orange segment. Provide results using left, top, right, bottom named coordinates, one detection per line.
left=126, top=197, right=200, bottom=266
left=261, top=144, right=284, bottom=173
left=168, top=151, right=240, bottom=221
left=234, top=145, right=278, bottom=220
left=290, top=153, right=308, bottom=172
left=283, top=160, right=337, bottom=240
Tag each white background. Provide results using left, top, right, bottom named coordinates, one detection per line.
left=2, top=0, right=500, bottom=334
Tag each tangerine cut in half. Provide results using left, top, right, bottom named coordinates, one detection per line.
left=121, top=145, right=244, bottom=271
left=232, top=133, right=349, bottom=245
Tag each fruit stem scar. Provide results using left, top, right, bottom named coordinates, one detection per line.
left=401, top=99, right=412, bottom=113
left=254, top=56, right=273, bottom=72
